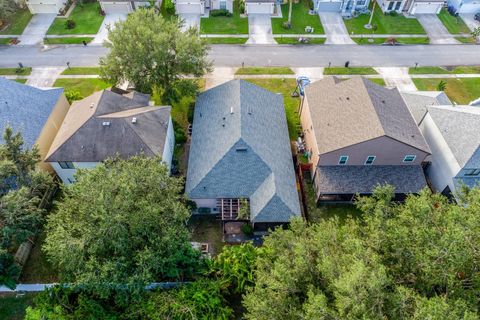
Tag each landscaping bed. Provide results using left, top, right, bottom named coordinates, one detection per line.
left=412, top=78, right=480, bottom=104
left=203, top=37, right=247, bottom=44
left=0, top=9, right=32, bottom=35
left=274, top=37, right=325, bottom=44
left=344, top=9, right=426, bottom=34
left=409, top=66, right=480, bottom=74
left=0, top=67, right=32, bottom=76
left=53, top=78, right=111, bottom=97
left=43, top=37, right=94, bottom=44
left=200, top=1, right=248, bottom=34
left=271, top=0, right=324, bottom=34
left=235, top=67, right=294, bottom=75
left=437, top=9, right=471, bottom=34
left=353, top=37, right=429, bottom=44
left=47, top=3, right=104, bottom=35
left=324, top=67, right=378, bottom=75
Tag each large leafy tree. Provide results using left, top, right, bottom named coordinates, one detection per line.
left=243, top=186, right=480, bottom=319
left=43, top=156, right=200, bottom=297
left=0, top=0, right=17, bottom=26
left=99, top=8, right=211, bottom=103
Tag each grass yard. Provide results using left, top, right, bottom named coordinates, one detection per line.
left=19, top=232, right=59, bottom=283
left=0, top=293, right=37, bottom=320
left=203, top=37, right=247, bottom=44
left=455, top=36, right=477, bottom=44
left=353, top=37, right=429, bottom=44
left=324, top=67, right=378, bottom=75
left=47, top=3, right=104, bottom=35
left=369, top=78, right=386, bottom=86
left=200, top=1, right=248, bottom=34
left=61, top=66, right=101, bottom=75
left=235, top=67, right=294, bottom=75
left=271, top=1, right=324, bottom=34
left=274, top=37, right=326, bottom=44
left=43, top=37, right=94, bottom=44
left=53, top=78, right=111, bottom=97
left=344, top=9, right=426, bottom=34
left=437, top=9, right=471, bottom=34
left=0, top=37, right=14, bottom=45
left=245, top=78, right=301, bottom=140
left=0, top=9, right=32, bottom=35
left=412, top=78, right=480, bottom=104
left=14, top=79, right=27, bottom=84
left=0, top=67, right=32, bottom=75
left=409, top=66, right=480, bottom=74
left=188, top=215, right=224, bottom=256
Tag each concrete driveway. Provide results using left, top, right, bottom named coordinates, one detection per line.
left=180, top=14, right=201, bottom=31
left=319, top=12, right=355, bottom=44
left=461, top=14, right=480, bottom=41
left=416, top=14, right=459, bottom=44
left=246, top=14, right=275, bottom=44
left=19, top=14, right=56, bottom=45
left=91, top=14, right=127, bottom=45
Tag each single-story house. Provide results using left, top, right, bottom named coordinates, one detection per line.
left=0, top=77, right=69, bottom=172
left=300, top=77, right=431, bottom=202
left=315, top=0, right=370, bottom=17
left=45, top=89, right=174, bottom=184
left=25, top=0, right=65, bottom=14
left=448, top=0, right=480, bottom=13
left=186, top=80, right=301, bottom=230
left=99, top=0, right=160, bottom=14
left=175, top=0, right=233, bottom=15
left=245, top=0, right=275, bottom=15
left=377, top=0, right=444, bottom=14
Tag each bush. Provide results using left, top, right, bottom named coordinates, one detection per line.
left=239, top=2, right=245, bottom=13
left=65, top=90, right=84, bottom=103
left=388, top=11, right=398, bottom=17
left=308, top=0, right=314, bottom=10
left=282, top=21, right=292, bottom=29
left=174, top=127, right=187, bottom=144
left=165, top=0, right=175, bottom=15
left=65, top=19, right=76, bottom=29
left=210, top=9, right=232, bottom=17
left=241, top=223, right=254, bottom=236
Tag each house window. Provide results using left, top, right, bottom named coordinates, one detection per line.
left=465, top=169, right=480, bottom=176
left=338, top=156, right=349, bottom=165
left=365, top=155, right=376, bottom=165
left=357, top=0, right=366, bottom=5
left=394, top=1, right=402, bottom=10
left=58, top=161, right=75, bottom=169
left=387, top=1, right=394, bottom=10
left=403, top=155, right=416, bottom=163
left=220, top=0, right=226, bottom=9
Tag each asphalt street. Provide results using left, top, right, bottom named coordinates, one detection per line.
left=0, top=44, right=479, bottom=68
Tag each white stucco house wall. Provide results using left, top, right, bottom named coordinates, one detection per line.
left=175, top=0, right=233, bottom=14
left=99, top=0, right=160, bottom=14
left=377, top=0, right=443, bottom=14
left=447, top=0, right=480, bottom=13
left=46, top=89, right=174, bottom=184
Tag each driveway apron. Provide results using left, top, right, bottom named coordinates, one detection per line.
left=26, top=67, right=65, bottom=88
left=318, top=12, right=355, bottom=44
left=247, top=14, right=276, bottom=44
left=416, top=14, right=460, bottom=44
left=19, top=14, right=56, bottom=45
left=91, top=14, right=127, bottom=45
left=375, top=67, right=417, bottom=91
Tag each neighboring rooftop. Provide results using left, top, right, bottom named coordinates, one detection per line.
left=0, top=77, right=64, bottom=148
left=401, top=91, right=452, bottom=124
left=46, top=89, right=171, bottom=162
left=186, top=80, right=301, bottom=223
left=304, top=77, right=430, bottom=154
left=427, top=105, right=480, bottom=169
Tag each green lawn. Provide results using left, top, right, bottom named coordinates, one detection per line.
left=14, top=79, right=27, bottom=84
left=409, top=66, right=480, bottom=74
left=455, top=36, right=477, bottom=44
left=437, top=9, right=471, bottom=34
left=412, top=78, right=480, bottom=104
left=0, top=67, right=32, bottom=75
left=235, top=67, right=294, bottom=75
left=344, top=9, right=426, bottom=34
left=353, top=37, right=429, bottom=44
left=200, top=1, right=248, bottom=34
left=47, top=3, right=104, bottom=35
left=0, top=293, right=37, bottom=320
left=271, top=1, right=324, bottom=34
left=188, top=215, right=224, bottom=256
left=245, top=78, right=301, bottom=140
left=274, top=37, right=326, bottom=44
left=53, top=78, right=111, bottom=97
left=0, top=37, right=14, bottom=45
left=369, top=78, right=386, bottom=86
left=19, top=232, right=59, bottom=283
left=61, top=67, right=101, bottom=75
left=0, top=9, right=32, bottom=35
left=324, top=67, right=378, bottom=75
left=43, top=37, right=94, bottom=44
left=203, top=37, right=247, bottom=44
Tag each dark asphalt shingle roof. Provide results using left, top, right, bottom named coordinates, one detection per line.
left=0, top=77, right=63, bottom=148
left=46, top=90, right=171, bottom=162
left=314, top=165, right=427, bottom=195
left=186, top=80, right=301, bottom=223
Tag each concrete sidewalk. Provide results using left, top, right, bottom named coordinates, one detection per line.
left=26, top=67, right=66, bottom=87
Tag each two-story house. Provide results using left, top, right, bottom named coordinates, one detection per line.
left=300, top=77, right=431, bottom=202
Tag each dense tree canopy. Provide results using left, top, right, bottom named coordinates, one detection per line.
left=43, top=156, right=200, bottom=296
left=99, top=8, right=211, bottom=103
left=243, top=186, right=480, bottom=319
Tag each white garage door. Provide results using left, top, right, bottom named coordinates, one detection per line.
left=412, top=2, right=441, bottom=14
left=101, top=2, right=132, bottom=14
left=246, top=3, right=273, bottom=14
left=458, top=2, right=480, bottom=13
left=317, top=1, right=342, bottom=12
left=28, top=3, right=57, bottom=13
left=176, top=3, right=203, bottom=13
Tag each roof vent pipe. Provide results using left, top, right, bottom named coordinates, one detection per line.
left=132, top=117, right=137, bottom=124
left=102, top=121, right=110, bottom=126
left=230, top=107, right=234, bottom=114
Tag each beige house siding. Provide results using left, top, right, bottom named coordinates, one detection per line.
left=318, top=136, right=429, bottom=166
left=35, top=94, right=70, bottom=172
left=300, top=96, right=320, bottom=174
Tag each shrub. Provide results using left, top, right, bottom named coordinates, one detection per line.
left=239, top=2, right=245, bottom=13
left=308, top=0, right=314, bottom=10
left=282, top=21, right=292, bottom=29
left=65, top=90, right=84, bottom=103
left=388, top=10, right=398, bottom=17
left=241, top=223, right=254, bottom=236
left=65, top=19, right=76, bottom=29
left=210, top=9, right=232, bottom=17
left=165, top=0, right=176, bottom=15
left=174, top=127, right=187, bottom=144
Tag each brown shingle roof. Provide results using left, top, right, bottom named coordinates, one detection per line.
left=304, top=77, right=430, bottom=155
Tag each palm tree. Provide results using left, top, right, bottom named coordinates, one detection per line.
left=287, top=0, right=293, bottom=28
left=365, top=0, right=376, bottom=29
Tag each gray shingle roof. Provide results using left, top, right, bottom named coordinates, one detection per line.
left=186, top=80, right=301, bottom=223
left=401, top=91, right=451, bottom=124
left=0, top=77, right=63, bottom=148
left=314, top=165, right=427, bottom=195
left=427, top=105, right=480, bottom=168
left=46, top=90, right=171, bottom=162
